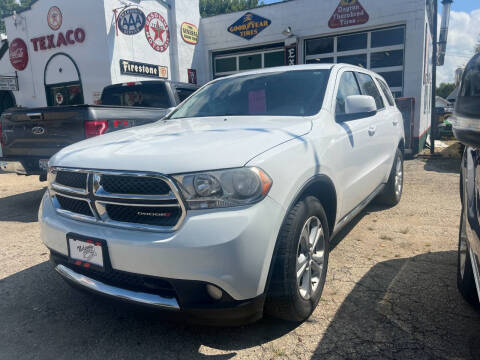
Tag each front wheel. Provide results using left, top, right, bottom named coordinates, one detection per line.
left=265, top=196, right=330, bottom=322
left=457, top=208, right=479, bottom=308
left=376, top=148, right=403, bottom=206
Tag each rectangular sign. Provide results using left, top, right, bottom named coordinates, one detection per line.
left=0, top=76, right=18, bottom=91
left=187, top=69, right=197, bottom=84
left=285, top=45, right=297, bottom=66
left=120, top=59, right=168, bottom=79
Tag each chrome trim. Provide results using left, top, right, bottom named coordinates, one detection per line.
left=55, top=265, right=180, bottom=310
left=48, top=167, right=187, bottom=232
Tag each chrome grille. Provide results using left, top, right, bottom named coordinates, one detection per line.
left=49, top=168, right=186, bottom=232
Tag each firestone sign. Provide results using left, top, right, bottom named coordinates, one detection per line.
left=328, top=0, right=369, bottom=29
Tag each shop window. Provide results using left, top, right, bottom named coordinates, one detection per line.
left=371, top=50, right=404, bottom=68
left=305, top=37, right=334, bottom=56
left=337, top=33, right=367, bottom=52
left=338, top=54, right=367, bottom=68
left=356, top=73, right=385, bottom=110
left=264, top=51, right=285, bottom=68
left=215, top=57, right=236, bottom=73
left=239, top=54, right=262, bottom=70
left=378, top=71, right=403, bottom=88
left=176, top=88, right=196, bottom=102
left=371, top=27, right=405, bottom=48
left=306, top=57, right=334, bottom=64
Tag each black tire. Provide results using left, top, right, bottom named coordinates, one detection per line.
left=376, top=148, right=403, bottom=206
left=457, top=208, right=479, bottom=308
left=265, top=196, right=330, bottom=322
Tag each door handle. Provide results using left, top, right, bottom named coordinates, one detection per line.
left=368, top=125, right=376, bottom=135
left=393, top=119, right=399, bottom=126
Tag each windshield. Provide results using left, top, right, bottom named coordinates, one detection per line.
left=101, top=82, right=172, bottom=108
left=169, top=70, right=330, bottom=119
left=457, top=54, right=480, bottom=118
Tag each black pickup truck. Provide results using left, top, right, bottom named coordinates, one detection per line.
left=0, top=80, right=198, bottom=180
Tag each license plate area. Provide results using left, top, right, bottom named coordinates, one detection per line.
left=67, top=234, right=108, bottom=272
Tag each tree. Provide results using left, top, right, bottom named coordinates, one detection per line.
left=436, top=82, right=455, bottom=99
left=200, top=0, right=265, bottom=17
left=0, top=0, right=35, bottom=34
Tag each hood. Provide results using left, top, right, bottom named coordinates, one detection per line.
left=51, top=116, right=311, bottom=174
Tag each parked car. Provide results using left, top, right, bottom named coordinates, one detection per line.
left=0, top=80, right=198, bottom=180
left=452, top=53, right=480, bottom=309
left=40, top=64, right=405, bottom=325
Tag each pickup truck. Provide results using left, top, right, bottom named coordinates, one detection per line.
left=0, top=80, right=198, bottom=180
left=40, top=64, right=405, bottom=325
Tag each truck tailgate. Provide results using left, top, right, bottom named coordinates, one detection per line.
left=1, top=106, right=87, bottom=158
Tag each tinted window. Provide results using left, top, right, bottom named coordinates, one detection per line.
left=306, top=57, right=334, bottom=64
left=215, top=57, right=236, bottom=73
left=337, top=33, right=367, bottom=52
left=176, top=88, right=195, bottom=102
left=170, top=70, right=331, bottom=118
left=264, top=51, right=285, bottom=68
left=377, top=78, right=395, bottom=106
left=239, top=54, right=262, bottom=70
left=378, top=71, right=403, bottom=88
left=457, top=53, right=480, bottom=117
left=336, top=71, right=361, bottom=114
left=306, top=37, right=334, bottom=55
left=371, top=50, right=404, bottom=68
left=101, top=82, right=171, bottom=108
left=338, top=54, right=367, bottom=68
left=356, top=73, right=385, bottom=110
left=371, top=27, right=405, bottom=48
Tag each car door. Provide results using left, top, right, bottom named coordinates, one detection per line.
left=355, top=71, right=392, bottom=187
left=332, top=70, right=380, bottom=216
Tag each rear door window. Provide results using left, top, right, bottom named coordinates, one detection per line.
left=356, top=73, right=385, bottom=110
left=377, top=78, right=395, bottom=106
left=101, top=82, right=172, bottom=108
left=336, top=71, right=362, bottom=114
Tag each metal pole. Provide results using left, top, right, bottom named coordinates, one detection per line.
left=430, top=0, right=438, bottom=154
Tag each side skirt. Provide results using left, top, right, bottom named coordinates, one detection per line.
left=331, top=183, right=385, bottom=238
left=469, top=247, right=480, bottom=301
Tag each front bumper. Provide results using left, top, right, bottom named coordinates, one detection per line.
left=40, top=190, right=285, bottom=304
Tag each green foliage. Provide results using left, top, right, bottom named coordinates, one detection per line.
left=200, top=0, right=265, bottom=17
left=436, top=83, right=455, bottom=99
left=0, top=0, right=35, bottom=34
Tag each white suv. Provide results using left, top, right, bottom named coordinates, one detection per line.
left=40, top=64, right=404, bottom=324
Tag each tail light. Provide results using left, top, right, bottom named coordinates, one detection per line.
left=84, top=120, right=108, bottom=139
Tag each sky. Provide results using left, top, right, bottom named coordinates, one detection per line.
left=263, top=0, right=480, bottom=84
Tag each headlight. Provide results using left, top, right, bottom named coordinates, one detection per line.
left=172, top=167, right=272, bottom=209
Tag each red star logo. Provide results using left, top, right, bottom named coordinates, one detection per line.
left=151, top=21, right=165, bottom=43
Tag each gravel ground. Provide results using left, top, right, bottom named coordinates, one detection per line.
left=0, top=157, right=479, bottom=360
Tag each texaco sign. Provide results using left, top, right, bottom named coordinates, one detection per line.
left=145, top=12, right=170, bottom=53
left=47, top=6, right=62, bottom=31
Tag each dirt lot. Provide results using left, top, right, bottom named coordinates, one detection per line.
left=1, top=158, right=479, bottom=359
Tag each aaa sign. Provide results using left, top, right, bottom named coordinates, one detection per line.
left=328, top=0, right=369, bottom=29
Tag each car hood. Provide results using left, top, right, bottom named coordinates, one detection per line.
left=51, top=116, right=312, bottom=174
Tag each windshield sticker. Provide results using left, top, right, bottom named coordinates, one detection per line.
left=248, top=89, right=267, bottom=114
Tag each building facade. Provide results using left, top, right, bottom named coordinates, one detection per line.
left=0, top=0, right=435, bottom=153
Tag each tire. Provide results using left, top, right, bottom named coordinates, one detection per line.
left=376, top=148, right=403, bottom=206
left=265, top=196, right=330, bottom=322
left=457, top=208, right=479, bottom=308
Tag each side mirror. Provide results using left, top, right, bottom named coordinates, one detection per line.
left=337, top=95, right=377, bottom=122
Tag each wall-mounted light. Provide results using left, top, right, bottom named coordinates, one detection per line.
left=282, top=26, right=294, bottom=37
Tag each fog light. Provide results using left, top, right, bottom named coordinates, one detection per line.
left=206, top=284, right=223, bottom=300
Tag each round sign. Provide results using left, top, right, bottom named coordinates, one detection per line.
left=55, top=92, right=64, bottom=105
left=118, top=8, right=146, bottom=35
left=145, top=12, right=170, bottom=53
left=9, top=38, right=29, bottom=71
left=47, top=6, right=63, bottom=31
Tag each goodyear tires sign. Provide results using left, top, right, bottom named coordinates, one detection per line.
left=228, top=13, right=271, bottom=40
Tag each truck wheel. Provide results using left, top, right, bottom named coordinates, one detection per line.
left=376, top=148, right=403, bottom=206
left=265, top=196, right=330, bottom=322
left=458, top=209, right=479, bottom=308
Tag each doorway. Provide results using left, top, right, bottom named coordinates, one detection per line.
left=44, top=53, right=84, bottom=106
